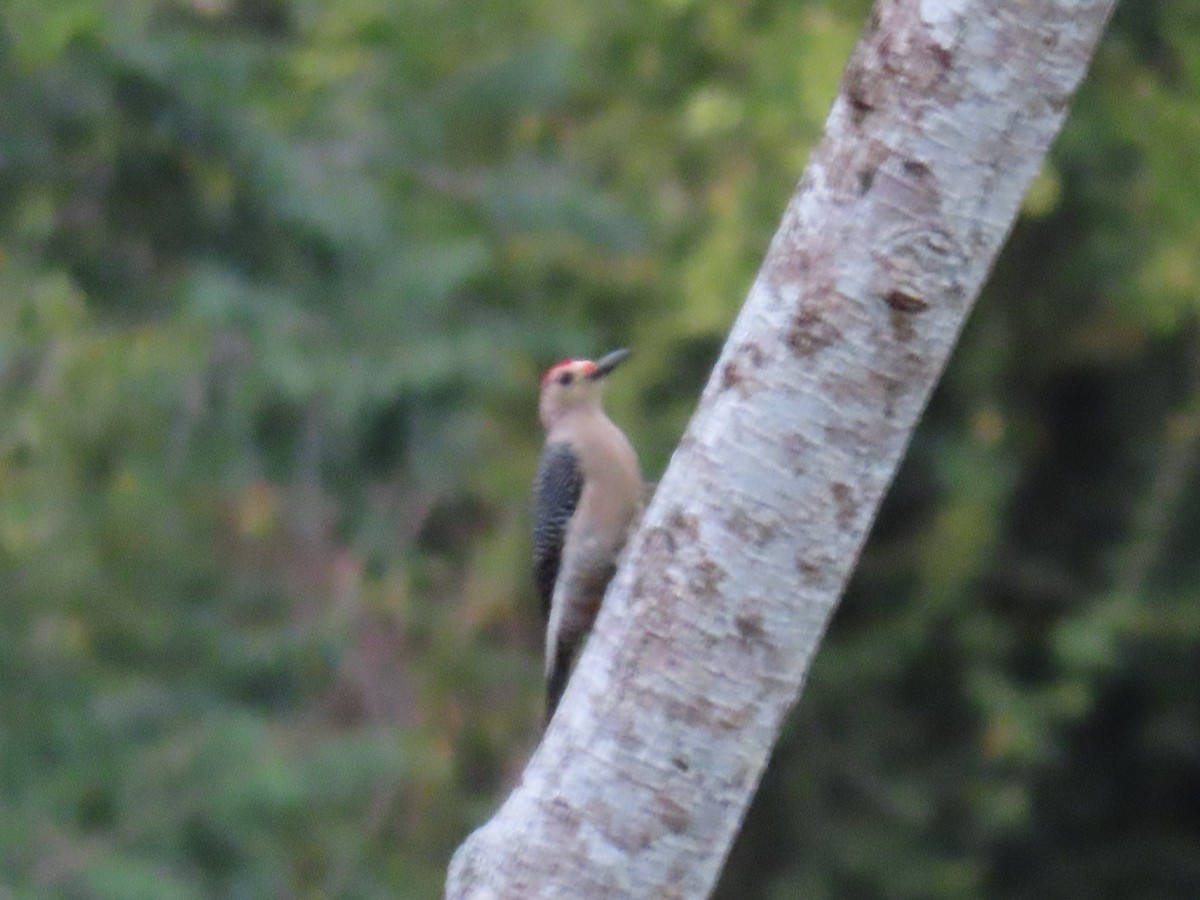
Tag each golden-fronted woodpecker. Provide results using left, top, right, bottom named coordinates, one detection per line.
left=533, top=348, right=642, bottom=722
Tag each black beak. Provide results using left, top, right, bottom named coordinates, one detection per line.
left=589, top=348, right=631, bottom=380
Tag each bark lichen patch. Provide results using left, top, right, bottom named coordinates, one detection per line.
left=741, top=341, right=766, bottom=368
left=870, top=369, right=905, bottom=418
left=857, top=165, right=877, bottom=195
left=655, top=794, right=692, bottom=836
left=642, top=525, right=677, bottom=558
left=843, top=63, right=878, bottom=126
left=887, top=305, right=920, bottom=343
left=786, top=307, right=842, bottom=358
left=664, top=694, right=751, bottom=731
left=721, top=350, right=766, bottom=395
left=547, top=796, right=584, bottom=838
left=734, top=611, right=767, bottom=646
left=591, top=798, right=653, bottom=855
left=767, top=241, right=811, bottom=288
left=929, top=42, right=953, bottom=74
left=795, top=553, right=823, bottom=584
left=830, top=481, right=858, bottom=530
left=724, top=507, right=779, bottom=547
left=690, top=558, right=727, bottom=600
left=614, top=717, right=646, bottom=754
left=720, top=359, right=748, bottom=394
left=781, top=431, right=815, bottom=475
left=667, top=508, right=701, bottom=542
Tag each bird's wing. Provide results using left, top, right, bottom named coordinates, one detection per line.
left=532, top=441, right=583, bottom=620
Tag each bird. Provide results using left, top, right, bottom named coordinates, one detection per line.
left=533, top=348, right=642, bottom=723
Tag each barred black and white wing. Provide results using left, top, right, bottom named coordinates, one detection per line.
left=532, top=442, right=583, bottom=620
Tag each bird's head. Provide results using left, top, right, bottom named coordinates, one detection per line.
left=538, top=348, right=630, bottom=429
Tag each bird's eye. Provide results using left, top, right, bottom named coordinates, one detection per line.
left=557, top=372, right=573, bottom=386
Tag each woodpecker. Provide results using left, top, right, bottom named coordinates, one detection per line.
left=533, top=348, right=642, bottom=722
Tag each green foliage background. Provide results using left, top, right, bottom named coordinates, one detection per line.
left=2, top=1, right=1198, bottom=897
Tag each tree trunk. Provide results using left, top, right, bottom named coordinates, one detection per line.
left=447, top=1, right=1116, bottom=897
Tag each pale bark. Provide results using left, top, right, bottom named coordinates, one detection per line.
left=447, top=1, right=1116, bottom=897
